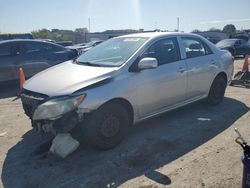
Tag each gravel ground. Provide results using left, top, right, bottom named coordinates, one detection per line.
left=0, top=59, right=249, bottom=188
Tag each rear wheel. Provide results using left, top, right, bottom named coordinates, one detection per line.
left=207, top=76, right=227, bottom=105
left=83, top=103, right=130, bottom=150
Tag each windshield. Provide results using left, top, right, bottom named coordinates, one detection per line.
left=77, top=37, right=148, bottom=67
left=216, top=39, right=237, bottom=47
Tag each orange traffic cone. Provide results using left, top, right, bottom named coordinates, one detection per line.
left=242, top=54, right=249, bottom=72
left=19, top=67, right=25, bottom=90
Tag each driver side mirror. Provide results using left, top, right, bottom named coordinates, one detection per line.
left=138, top=57, right=158, bottom=70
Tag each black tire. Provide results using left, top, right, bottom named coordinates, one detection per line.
left=207, top=76, right=227, bottom=105
left=83, top=103, right=130, bottom=150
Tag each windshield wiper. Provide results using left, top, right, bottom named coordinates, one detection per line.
left=76, top=61, right=101, bottom=67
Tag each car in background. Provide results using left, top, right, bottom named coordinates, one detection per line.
left=81, top=40, right=103, bottom=52
left=0, top=39, right=78, bottom=82
left=66, top=43, right=87, bottom=54
left=55, top=41, right=73, bottom=47
left=67, top=40, right=103, bottom=54
left=21, top=32, right=233, bottom=150
left=0, top=33, right=33, bottom=41
left=216, top=39, right=250, bottom=57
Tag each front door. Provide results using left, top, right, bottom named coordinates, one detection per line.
left=131, top=37, right=188, bottom=118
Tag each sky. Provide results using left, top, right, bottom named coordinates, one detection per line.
left=0, top=0, right=250, bottom=33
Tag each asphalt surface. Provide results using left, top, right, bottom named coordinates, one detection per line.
left=0, top=59, right=249, bottom=188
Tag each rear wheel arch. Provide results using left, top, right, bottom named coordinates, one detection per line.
left=216, top=72, right=227, bottom=83
left=207, top=72, right=227, bottom=105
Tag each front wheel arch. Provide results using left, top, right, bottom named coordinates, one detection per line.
left=82, top=101, right=131, bottom=150
left=216, top=72, right=227, bottom=84
left=99, top=98, right=134, bottom=126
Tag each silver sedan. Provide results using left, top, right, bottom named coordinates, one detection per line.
left=21, top=32, right=234, bottom=149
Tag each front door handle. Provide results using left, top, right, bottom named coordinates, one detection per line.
left=178, top=67, right=186, bottom=73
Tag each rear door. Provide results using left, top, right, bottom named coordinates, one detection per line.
left=180, top=37, right=217, bottom=100
left=0, top=43, right=21, bottom=82
left=132, top=37, right=188, bottom=118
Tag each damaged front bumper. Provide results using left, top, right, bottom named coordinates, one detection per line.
left=32, top=111, right=82, bottom=134
left=21, top=89, right=86, bottom=135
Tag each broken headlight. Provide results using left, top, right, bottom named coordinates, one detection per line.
left=33, top=94, right=86, bottom=120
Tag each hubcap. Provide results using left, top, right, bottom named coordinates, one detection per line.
left=100, top=114, right=120, bottom=138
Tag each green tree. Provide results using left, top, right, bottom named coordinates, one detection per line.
left=192, top=29, right=201, bottom=32
left=75, top=28, right=88, bottom=34
left=208, top=28, right=221, bottom=32
left=31, top=29, right=51, bottom=39
left=223, top=24, right=236, bottom=35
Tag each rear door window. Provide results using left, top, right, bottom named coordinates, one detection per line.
left=181, top=37, right=212, bottom=58
left=40, top=43, right=63, bottom=52
left=24, top=42, right=41, bottom=54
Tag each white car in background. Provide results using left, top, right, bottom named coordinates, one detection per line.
left=21, top=32, right=234, bottom=150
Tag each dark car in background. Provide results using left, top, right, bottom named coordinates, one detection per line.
left=82, top=40, right=103, bottom=52
left=0, top=39, right=78, bottom=82
left=216, top=39, right=250, bottom=57
left=0, top=33, right=33, bottom=41
left=55, top=41, right=73, bottom=47
left=67, top=40, right=104, bottom=54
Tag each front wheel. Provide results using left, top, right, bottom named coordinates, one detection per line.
left=207, top=76, right=227, bottom=105
left=82, top=103, right=130, bottom=150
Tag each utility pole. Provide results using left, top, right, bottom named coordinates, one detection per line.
left=177, top=17, right=180, bottom=32
left=88, top=17, right=91, bottom=33
left=154, top=21, right=158, bottom=30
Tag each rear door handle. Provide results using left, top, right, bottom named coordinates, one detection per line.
left=178, top=67, right=186, bottom=73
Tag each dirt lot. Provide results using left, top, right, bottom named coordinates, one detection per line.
left=0, top=59, right=249, bottom=188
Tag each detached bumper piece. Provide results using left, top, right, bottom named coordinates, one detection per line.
left=50, top=133, right=80, bottom=158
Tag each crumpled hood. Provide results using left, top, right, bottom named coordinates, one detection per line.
left=24, top=60, right=118, bottom=96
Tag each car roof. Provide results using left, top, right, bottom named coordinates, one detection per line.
left=118, top=32, right=201, bottom=39
left=0, top=39, right=65, bottom=47
left=220, top=39, right=239, bottom=42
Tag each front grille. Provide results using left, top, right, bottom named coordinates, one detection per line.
left=21, top=89, right=48, bottom=118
